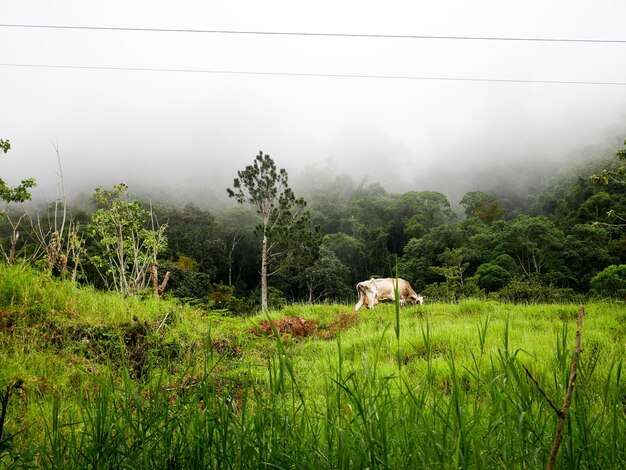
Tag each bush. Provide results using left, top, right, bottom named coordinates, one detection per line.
left=494, top=279, right=581, bottom=303
left=208, top=283, right=256, bottom=315
left=422, top=276, right=483, bottom=302
left=476, top=263, right=512, bottom=292
left=590, top=264, right=626, bottom=300
left=160, top=261, right=212, bottom=304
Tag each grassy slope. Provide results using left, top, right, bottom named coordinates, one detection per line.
left=1, top=264, right=625, bottom=467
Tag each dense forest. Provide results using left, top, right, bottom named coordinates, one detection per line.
left=1, top=138, right=626, bottom=311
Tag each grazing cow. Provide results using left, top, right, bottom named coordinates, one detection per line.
left=354, top=277, right=424, bottom=311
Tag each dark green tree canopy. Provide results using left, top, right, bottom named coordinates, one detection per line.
left=460, top=191, right=505, bottom=222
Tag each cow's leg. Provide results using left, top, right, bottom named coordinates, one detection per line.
left=355, top=287, right=366, bottom=311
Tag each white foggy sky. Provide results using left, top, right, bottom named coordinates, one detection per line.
left=1, top=0, right=626, bottom=204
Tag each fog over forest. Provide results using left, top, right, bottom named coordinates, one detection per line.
left=11, top=117, right=626, bottom=215
left=2, top=1, right=626, bottom=210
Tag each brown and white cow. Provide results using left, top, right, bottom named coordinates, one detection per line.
left=354, top=277, right=424, bottom=311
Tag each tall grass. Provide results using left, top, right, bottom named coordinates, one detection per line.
left=0, top=264, right=625, bottom=468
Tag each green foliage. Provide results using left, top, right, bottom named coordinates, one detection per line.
left=562, top=224, right=618, bottom=290
left=159, top=260, right=212, bottom=304
left=321, top=232, right=366, bottom=285
left=476, top=262, right=513, bottom=292
left=399, top=223, right=466, bottom=289
left=258, top=285, right=286, bottom=310
left=590, top=264, right=626, bottom=300
left=431, top=248, right=468, bottom=291
left=592, top=138, right=626, bottom=188
left=3, top=138, right=626, bottom=306
left=0, top=139, right=36, bottom=206
left=303, top=246, right=352, bottom=302
left=502, top=215, right=566, bottom=278
left=227, top=152, right=318, bottom=311
left=494, top=278, right=580, bottom=303
left=88, top=184, right=167, bottom=294
left=160, top=203, right=227, bottom=277
left=427, top=248, right=484, bottom=301
left=1, top=266, right=625, bottom=468
left=208, top=282, right=235, bottom=309
left=460, top=190, right=505, bottom=221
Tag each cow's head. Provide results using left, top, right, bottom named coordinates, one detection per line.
left=406, top=293, right=424, bottom=305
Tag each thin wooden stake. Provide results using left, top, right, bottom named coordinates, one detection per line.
left=546, top=306, right=585, bottom=470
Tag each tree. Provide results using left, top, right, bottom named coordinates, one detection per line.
left=592, top=139, right=626, bottom=187
left=218, top=206, right=259, bottom=288
left=561, top=224, right=617, bottom=290
left=160, top=203, right=228, bottom=279
left=227, top=152, right=315, bottom=311
left=430, top=248, right=470, bottom=299
left=0, top=139, right=36, bottom=206
left=303, top=246, right=351, bottom=302
left=0, top=139, right=37, bottom=265
left=398, top=223, right=465, bottom=289
left=322, top=232, right=367, bottom=285
left=26, top=143, right=84, bottom=280
left=502, top=215, right=565, bottom=278
left=591, top=139, right=626, bottom=226
left=88, top=184, right=168, bottom=294
left=476, top=262, right=513, bottom=292
left=460, top=191, right=505, bottom=222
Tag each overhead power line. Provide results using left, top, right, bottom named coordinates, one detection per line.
left=1, top=63, right=625, bottom=86
left=1, top=23, right=625, bottom=44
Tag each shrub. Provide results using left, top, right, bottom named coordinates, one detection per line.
left=160, top=261, right=212, bottom=304
left=494, top=279, right=581, bottom=303
left=590, top=264, right=626, bottom=300
left=476, top=263, right=512, bottom=292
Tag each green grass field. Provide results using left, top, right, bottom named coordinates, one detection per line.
left=1, top=264, right=625, bottom=468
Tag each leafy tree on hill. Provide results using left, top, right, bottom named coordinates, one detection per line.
left=589, top=139, right=626, bottom=227
left=398, top=223, right=465, bottom=289
left=0, top=138, right=37, bottom=266
left=592, top=139, right=626, bottom=188
left=476, top=254, right=517, bottom=292
left=561, top=224, right=618, bottom=290
left=390, top=191, right=456, bottom=254
left=322, top=232, right=367, bottom=285
left=88, top=184, right=168, bottom=294
left=460, top=191, right=505, bottom=222
left=303, top=246, right=352, bottom=302
left=501, top=215, right=565, bottom=279
left=305, top=173, right=355, bottom=234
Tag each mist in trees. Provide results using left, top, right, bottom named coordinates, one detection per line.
left=2, top=139, right=626, bottom=309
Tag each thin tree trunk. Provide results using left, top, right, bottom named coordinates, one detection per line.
left=8, top=231, right=18, bottom=265
left=261, top=231, right=268, bottom=311
left=228, top=234, right=239, bottom=287
left=158, top=271, right=171, bottom=296
left=71, top=258, right=79, bottom=282
left=151, top=263, right=159, bottom=296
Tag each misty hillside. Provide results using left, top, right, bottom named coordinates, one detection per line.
left=1, top=137, right=625, bottom=310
